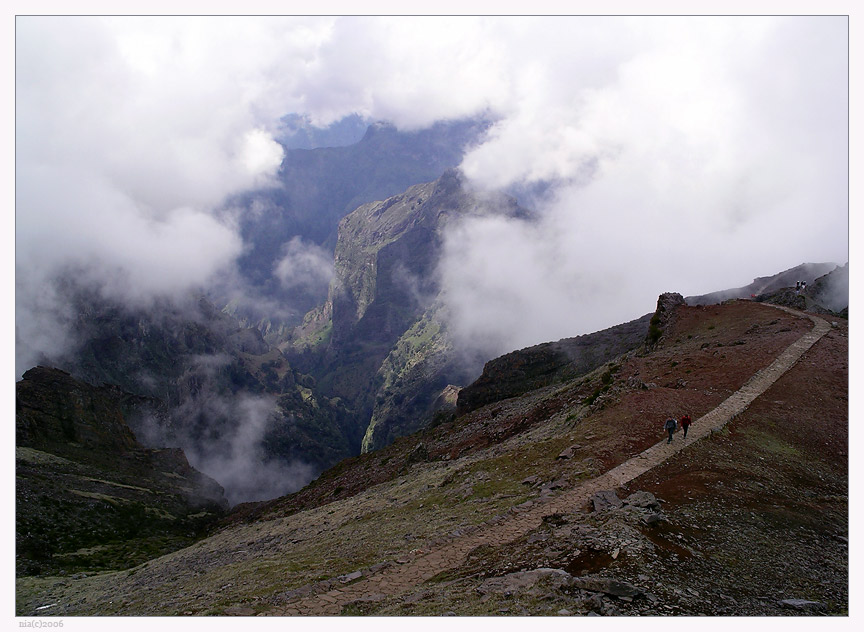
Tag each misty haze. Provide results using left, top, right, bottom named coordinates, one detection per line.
left=14, top=14, right=848, bottom=618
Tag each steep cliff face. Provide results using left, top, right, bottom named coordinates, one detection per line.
left=289, top=170, right=527, bottom=452
left=16, top=366, right=140, bottom=454
left=327, top=168, right=523, bottom=353
left=16, top=367, right=227, bottom=577
left=230, top=118, right=489, bottom=330
left=361, top=305, right=481, bottom=453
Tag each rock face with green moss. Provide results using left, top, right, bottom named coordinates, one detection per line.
left=289, top=170, right=527, bottom=453
left=361, top=305, right=479, bottom=453
left=16, top=366, right=228, bottom=577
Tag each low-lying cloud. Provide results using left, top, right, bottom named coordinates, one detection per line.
left=131, top=373, right=316, bottom=506
left=273, top=237, right=335, bottom=292
left=440, top=16, right=848, bottom=356
left=16, top=14, right=848, bottom=381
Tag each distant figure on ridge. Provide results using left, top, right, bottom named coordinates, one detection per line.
left=679, top=413, right=692, bottom=439
left=664, top=416, right=677, bottom=444
left=796, top=281, right=802, bottom=294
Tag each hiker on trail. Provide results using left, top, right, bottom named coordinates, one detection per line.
left=796, top=281, right=801, bottom=294
left=664, top=416, right=677, bottom=444
left=679, top=414, right=692, bottom=439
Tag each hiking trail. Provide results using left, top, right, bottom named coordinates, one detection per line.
left=270, top=305, right=831, bottom=615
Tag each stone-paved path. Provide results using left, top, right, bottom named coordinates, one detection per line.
left=271, top=306, right=831, bottom=615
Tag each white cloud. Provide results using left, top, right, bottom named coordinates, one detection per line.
left=441, top=16, right=849, bottom=354
left=15, top=14, right=849, bottom=366
left=273, top=237, right=334, bottom=291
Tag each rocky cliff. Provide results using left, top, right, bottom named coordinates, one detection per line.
left=230, top=118, right=489, bottom=331
left=456, top=313, right=656, bottom=417
left=16, top=367, right=227, bottom=577
left=289, top=169, right=527, bottom=452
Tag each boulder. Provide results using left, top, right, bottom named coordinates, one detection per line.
left=624, top=491, right=661, bottom=511
left=477, top=568, right=573, bottom=597
left=592, top=490, right=624, bottom=512
left=406, top=442, right=429, bottom=464
left=557, top=445, right=580, bottom=460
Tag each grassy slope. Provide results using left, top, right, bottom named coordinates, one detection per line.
left=16, top=300, right=847, bottom=616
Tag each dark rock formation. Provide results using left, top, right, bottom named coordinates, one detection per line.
left=646, top=292, right=685, bottom=347
left=16, top=367, right=227, bottom=577
left=457, top=313, right=653, bottom=416
left=592, top=490, right=624, bottom=512
left=16, top=366, right=139, bottom=454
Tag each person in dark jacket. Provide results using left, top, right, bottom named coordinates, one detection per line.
left=679, top=414, right=692, bottom=439
left=664, top=416, right=677, bottom=443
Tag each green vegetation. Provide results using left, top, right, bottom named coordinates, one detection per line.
left=647, top=313, right=663, bottom=345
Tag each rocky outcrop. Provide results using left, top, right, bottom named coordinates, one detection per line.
left=645, top=292, right=685, bottom=347
left=16, top=366, right=139, bottom=454
left=16, top=367, right=228, bottom=577
left=456, top=313, right=653, bottom=416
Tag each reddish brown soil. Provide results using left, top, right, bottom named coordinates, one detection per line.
left=617, top=313, right=848, bottom=614
left=579, top=301, right=811, bottom=471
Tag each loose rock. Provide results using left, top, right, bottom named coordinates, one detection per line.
left=778, top=599, right=826, bottom=612
left=592, top=490, right=624, bottom=512
left=570, top=576, right=643, bottom=598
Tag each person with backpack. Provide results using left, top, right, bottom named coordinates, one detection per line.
left=664, top=416, right=677, bottom=444
left=679, top=413, right=692, bottom=439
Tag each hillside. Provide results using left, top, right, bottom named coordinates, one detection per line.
left=15, top=367, right=227, bottom=578
left=686, top=262, right=839, bottom=306
left=16, top=297, right=847, bottom=616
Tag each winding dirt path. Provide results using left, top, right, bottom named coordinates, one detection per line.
left=271, top=306, right=831, bottom=616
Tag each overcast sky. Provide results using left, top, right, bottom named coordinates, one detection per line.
left=13, top=12, right=850, bottom=365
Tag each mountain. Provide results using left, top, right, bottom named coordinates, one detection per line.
left=17, top=295, right=847, bottom=616
left=16, top=366, right=227, bottom=578
left=31, top=289, right=356, bottom=503
left=228, top=118, right=490, bottom=330
left=685, top=262, right=839, bottom=306
left=287, top=169, right=527, bottom=453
